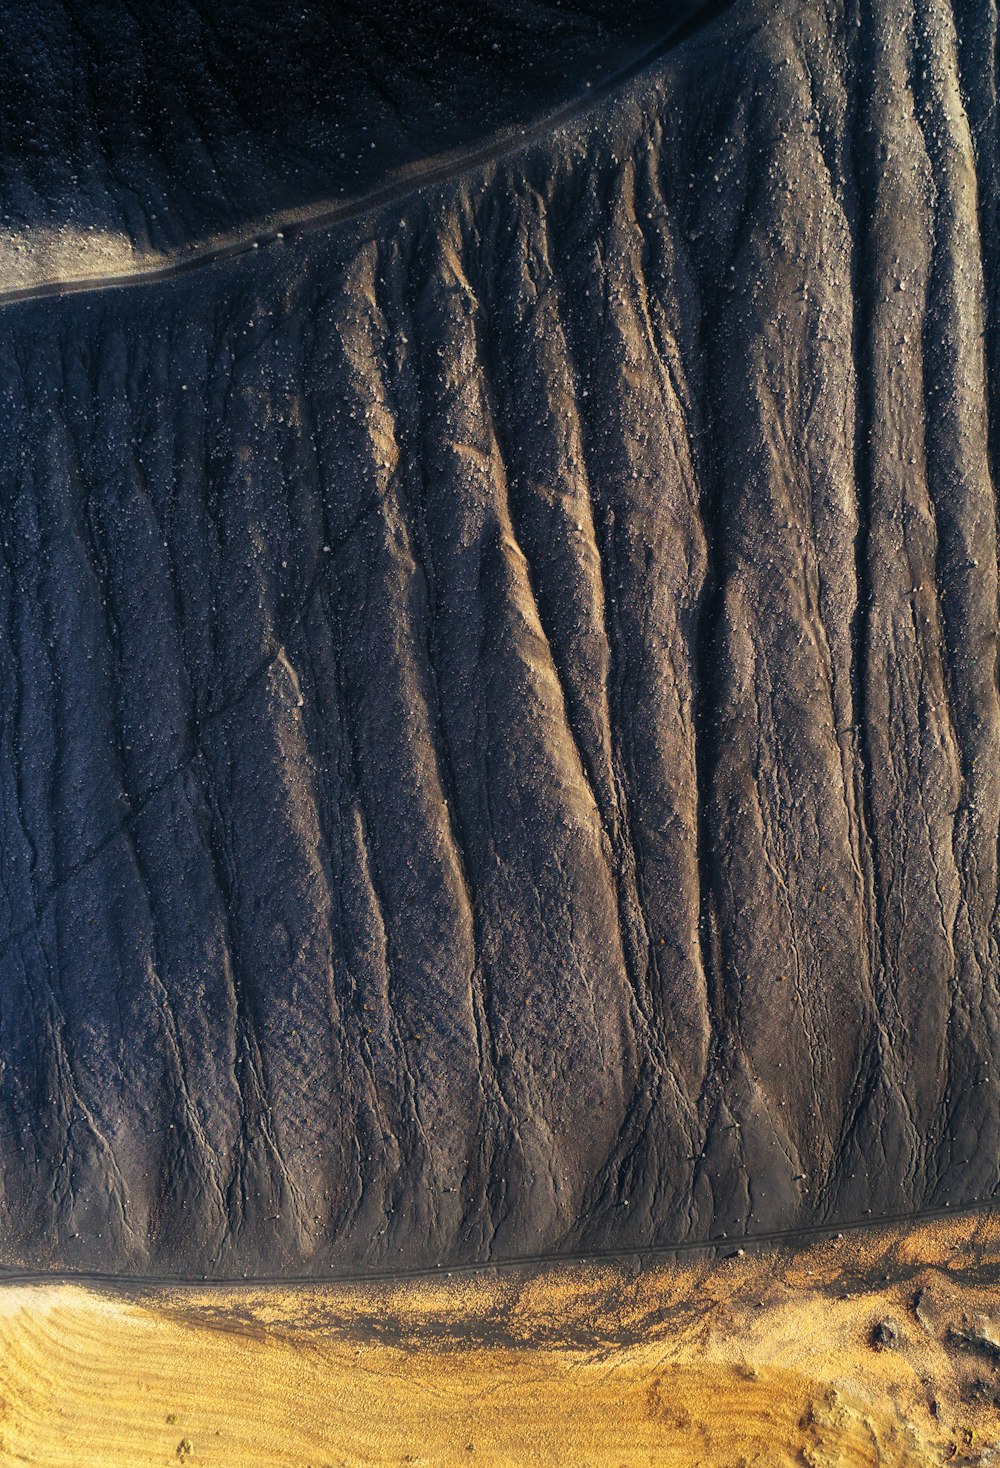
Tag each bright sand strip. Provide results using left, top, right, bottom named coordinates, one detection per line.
left=0, top=226, right=163, bottom=293
left=3, top=1217, right=1000, bottom=1465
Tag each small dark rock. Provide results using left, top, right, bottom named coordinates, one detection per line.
left=871, top=1319, right=899, bottom=1350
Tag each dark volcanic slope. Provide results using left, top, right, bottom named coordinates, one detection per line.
left=0, top=0, right=707, bottom=252
left=2, top=0, right=1000, bottom=1275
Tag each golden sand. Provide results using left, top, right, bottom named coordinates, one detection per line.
left=3, top=1216, right=1000, bottom=1465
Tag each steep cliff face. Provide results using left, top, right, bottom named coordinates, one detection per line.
left=1, top=0, right=999, bottom=1275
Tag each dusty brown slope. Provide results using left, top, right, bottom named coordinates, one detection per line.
left=0, top=0, right=999, bottom=1274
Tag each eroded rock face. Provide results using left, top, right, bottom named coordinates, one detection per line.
left=0, top=0, right=998, bottom=1274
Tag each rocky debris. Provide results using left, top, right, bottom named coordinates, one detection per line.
left=949, top=1325, right=1000, bottom=1367
left=871, top=1319, right=900, bottom=1350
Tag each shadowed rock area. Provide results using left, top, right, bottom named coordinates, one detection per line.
left=1, top=0, right=999, bottom=1275
left=0, top=0, right=710, bottom=251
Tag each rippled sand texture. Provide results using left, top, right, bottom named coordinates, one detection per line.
left=4, top=1216, right=1000, bottom=1465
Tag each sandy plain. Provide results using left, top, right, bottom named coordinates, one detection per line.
left=3, top=1215, right=1000, bottom=1466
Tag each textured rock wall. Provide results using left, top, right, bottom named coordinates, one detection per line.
left=1, top=0, right=999, bottom=1273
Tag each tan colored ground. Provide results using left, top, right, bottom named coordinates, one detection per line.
left=3, top=1217, right=1000, bottom=1466
left=0, top=225, right=160, bottom=292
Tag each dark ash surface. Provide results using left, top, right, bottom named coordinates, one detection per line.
left=1, top=0, right=999, bottom=1274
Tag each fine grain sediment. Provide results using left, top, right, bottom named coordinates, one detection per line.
left=0, top=0, right=999, bottom=1274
